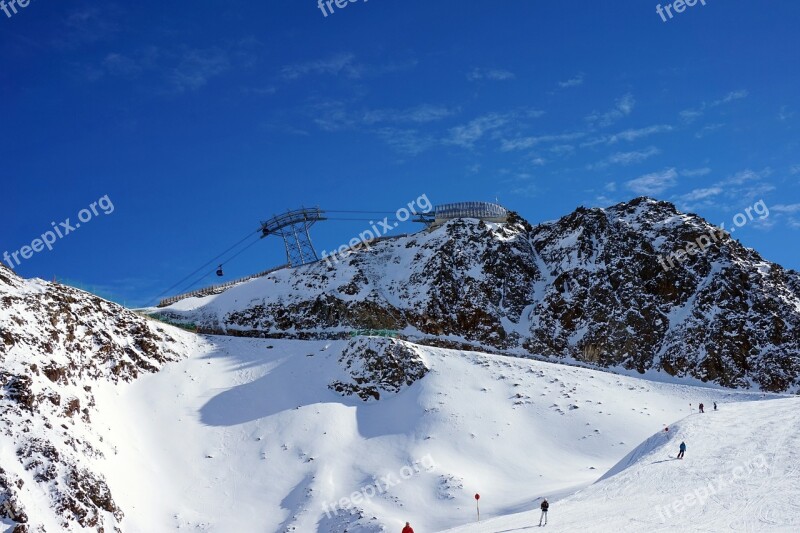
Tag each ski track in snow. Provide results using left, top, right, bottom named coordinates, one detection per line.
left=80, top=335, right=794, bottom=533
left=441, top=399, right=800, bottom=533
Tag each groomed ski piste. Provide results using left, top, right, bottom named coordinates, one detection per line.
left=54, top=335, right=796, bottom=532
left=441, top=397, right=800, bottom=532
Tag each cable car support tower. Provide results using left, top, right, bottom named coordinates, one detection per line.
left=260, top=207, right=326, bottom=267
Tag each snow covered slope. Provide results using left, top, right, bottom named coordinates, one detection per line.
left=89, top=336, right=782, bottom=532
left=157, top=198, right=800, bottom=392
left=442, top=397, right=800, bottom=533
left=3, top=257, right=797, bottom=531
left=0, top=266, right=202, bottom=531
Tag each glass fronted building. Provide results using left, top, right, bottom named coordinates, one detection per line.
left=432, top=201, right=508, bottom=225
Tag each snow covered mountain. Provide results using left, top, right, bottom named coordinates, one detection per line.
left=3, top=196, right=800, bottom=531
left=160, top=197, right=800, bottom=392
left=0, top=266, right=202, bottom=531
left=1, top=259, right=796, bottom=531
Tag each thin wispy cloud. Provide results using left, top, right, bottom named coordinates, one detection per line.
left=446, top=108, right=545, bottom=149
left=681, top=168, right=712, bottom=177
left=53, top=7, right=121, bottom=48
left=725, top=168, right=772, bottom=185
left=677, top=187, right=723, bottom=202
left=764, top=203, right=800, bottom=231
left=375, top=127, right=437, bottom=156
left=778, top=106, right=794, bottom=121
left=626, top=168, right=678, bottom=195
left=677, top=168, right=773, bottom=211
left=307, top=101, right=540, bottom=154
left=509, top=182, right=539, bottom=198
left=586, top=93, right=635, bottom=128
left=501, top=132, right=585, bottom=152
left=679, top=109, right=703, bottom=124
left=582, top=124, right=673, bottom=147
left=96, top=41, right=259, bottom=92
left=771, top=204, right=800, bottom=214
left=550, top=144, right=575, bottom=155
left=279, top=53, right=364, bottom=80
left=103, top=52, right=150, bottom=78
left=710, top=90, right=748, bottom=107
left=169, top=48, right=231, bottom=91
left=306, top=100, right=456, bottom=132
left=558, top=74, right=584, bottom=88
left=361, top=105, right=458, bottom=124
left=589, top=146, right=661, bottom=169
left=695, top=123, right=725, bottom=139
left=447, top=113, right=512, bottom=148
left=241, top=85, right=277, bottom=96
left=467, top=68, right=516, bottom=81
left=679, top=89, right=748, bottom=123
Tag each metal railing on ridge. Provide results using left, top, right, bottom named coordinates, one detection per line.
left=157, top=264, right=289, bottom=308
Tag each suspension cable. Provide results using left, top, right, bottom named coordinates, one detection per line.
left=151, top=229, right=260, bottom=305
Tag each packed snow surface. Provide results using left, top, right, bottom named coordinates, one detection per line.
left=80, top=336, right=791, bottom=532
left=442, top=397, right=800, bottom=532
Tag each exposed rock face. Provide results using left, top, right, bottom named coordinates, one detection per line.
left=0, top=266, right=197, bottom=531
left=330, top=337, right=429, bottom=401
left=162, top=198, right=800, bottom=392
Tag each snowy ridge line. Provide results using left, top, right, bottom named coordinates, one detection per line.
left=157, top=197, right=800, bottom=392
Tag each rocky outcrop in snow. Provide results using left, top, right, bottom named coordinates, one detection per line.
left=329, top=337, right=429, bottom=401
left=160, top=198, right=800, bottom=393
left=0, top=266, right=198, bottom=531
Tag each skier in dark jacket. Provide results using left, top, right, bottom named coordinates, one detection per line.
left=402, top=522, right=414, bottom=533
left=699, top=403, right=704, bottom=413
left=678, top=441, right=686, bottom=459
left=713, top=402, right=718, bottom=411
left=539, top=498, right=549, bottom=526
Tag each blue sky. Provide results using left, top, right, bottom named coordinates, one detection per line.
left=2, top=0, right=799, bottom=306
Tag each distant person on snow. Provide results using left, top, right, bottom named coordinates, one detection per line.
left=539, top=498, right=549, bottom=526
left=714, top=402, right=718, bottom=411
left=678, top=441, right=686, bottom=459
left=402, top=522, right=414, bottom=533
left=699, top=403, right=704, bottom=413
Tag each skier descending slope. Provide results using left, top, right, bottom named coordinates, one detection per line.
left=402, top=521, right=414, bottom=533
left=539, top=498, right=549, bottom=526
left=677, top=441, right=687, bottom=459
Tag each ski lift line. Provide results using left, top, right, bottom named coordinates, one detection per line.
left=151, top=229, right=261, bottom=304
left=325, top=210, right=399, bottom=214
left=170, top=236, right=264, bottom=298
left=324, top=217, right=400, bottom=222
left=154, top=207, right=416, bottom=305
left=160, top=230, right=260, bottom=294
